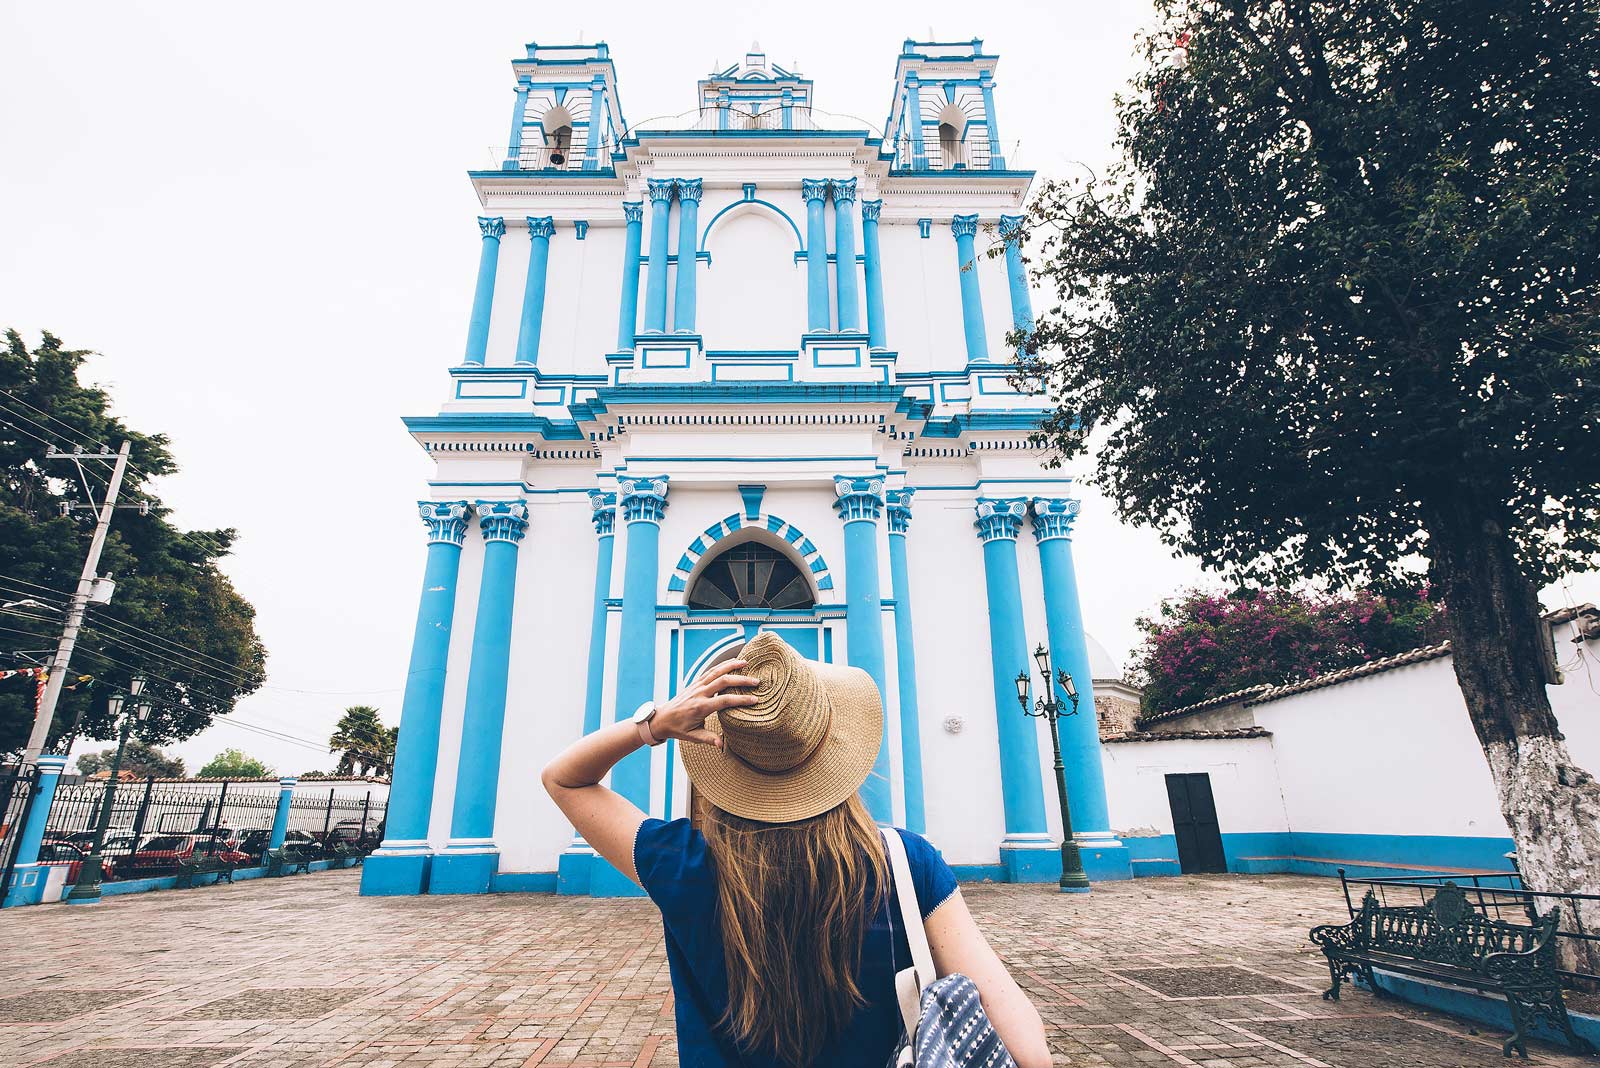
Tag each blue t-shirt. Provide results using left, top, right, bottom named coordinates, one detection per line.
left=633, top=818, right=959, bottom=1068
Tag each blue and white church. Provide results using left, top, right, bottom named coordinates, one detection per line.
left=362, top=39, right=1132, bottom=898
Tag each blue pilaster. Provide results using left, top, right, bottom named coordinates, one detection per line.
left=584, top=75, right=606, bottom=170
left=803, top=178, right=832, bottom=332
left=2, top=754, right=68, bottom=908
left=980, top=73, right=1005, bottom=169
left=514, top=217, right=555, bottom=365
left=886, top=490, right=925, bottom=834
left=782, top=87, right=794, bottom=129
left=906, top=75, right=927, bottom=168
left=952, top=215, right=990, bottom=361
left=616, top=202, right=644, bottom=350
left=860, top=199, right=887, bottom=349
left=999, top=214, right=1034, bottom=359
left=430, top=500, right=528, bottom=895
left=834, top=476, right=892, bottom=823
left=672, top=178, right=702, bottom=332
left=974, top=497, right=1053, bottom=881
left=832, top=178, right=861, bottom=332
left=504, top=82, right=529, bottom=169
left=463, top=217, right=504, bottom=365
left=268, top=776, right=296, bottom=850
left=643, top=179, right=675, bottom=332
left=1031, top=497, right=1129, bottom=880
left=559, top=490, right=618, bottom=896
left=363, top=501, right=471, bottom=897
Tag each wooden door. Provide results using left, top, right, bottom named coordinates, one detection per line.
left=1165, top=773, right=1227, bottom=874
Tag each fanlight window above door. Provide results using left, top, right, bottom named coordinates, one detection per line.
left=688, top=542, right=815, bottom=610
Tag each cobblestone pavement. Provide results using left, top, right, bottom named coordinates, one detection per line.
left=1, top=868, right=1591, bottom=1067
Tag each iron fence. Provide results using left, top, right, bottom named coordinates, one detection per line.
left=890, top=135, right=1011, bottom=172
left=493, top=141, right=616, bottom=172
left=0, top=763, right=39, bottom=895
left=1338, top=870, right=1600, bottom=985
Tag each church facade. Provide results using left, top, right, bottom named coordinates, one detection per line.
left=362, top=39, right=1130, bottom=897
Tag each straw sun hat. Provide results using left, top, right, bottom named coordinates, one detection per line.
left=680, top=631, right=883, bottom=824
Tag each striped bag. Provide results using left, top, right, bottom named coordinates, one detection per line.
left=883, top=831, right=1018, bottom=1068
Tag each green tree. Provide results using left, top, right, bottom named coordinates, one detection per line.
left=1015, top=0, right=1600, bottom=945
left=329, top=705, right=393, bottom=777
left=197, top=748, right=273, bottom=779
left=76, top=738, right=185, bottom=778
left=0, top=330, right=266, bottom=753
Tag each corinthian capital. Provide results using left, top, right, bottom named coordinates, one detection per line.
left=801, top=178, right=831, bottom=204
left=526, top=216, right=556, bottom=240
left=589, top=490, right=618, bottom=536
left=674, top=177, right=703, bottom=204
left=618, top=475, right=670, bottom=524
left=860, top=199, right=883, bottom=223
left=647, top=177, right=677, bottom=203
left=834, top=475, right=886, bottom=523
left=998, top=214, right=1027, bottom=244
left=419, top=501, right=473, bottom=547
left=950, top=213, right=980, bottom=239
left=622, top=201, right=644, bottom=224
left=886, top=488, right=914, bottom=534
left=478, top=216, right=506, bottom=240
left=475, top=499, right=530, bottom=544
left=1029, top=497, right=1082, bottom=542
left=831, top=177, right=858, bottom=204
left=973, top=497, right=1027, bottom=542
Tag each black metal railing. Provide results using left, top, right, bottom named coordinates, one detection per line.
left=495, top=141, right=615, bottom=172
left=1338, top=869, right=1600, bottom=985
left=890, top=135, right=1001, bottom=172
left=0, top=762, right=39, bottom=895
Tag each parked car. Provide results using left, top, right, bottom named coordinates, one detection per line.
left=238, top=828, right=322, bottom=861
left=327, top=818, right=382, bottom=852
left=121, top=833, right=249, bottom=878
left=38, top=840, right=114, bottom=883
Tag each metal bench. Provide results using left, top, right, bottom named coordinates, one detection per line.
left=264, top=845, right=315, bottom=877
left=175, top=853, right=237, bottom=889
left=1311, top=881, right=1593, bottom=1057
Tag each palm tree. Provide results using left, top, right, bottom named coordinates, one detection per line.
left=329, top=706, right=388, bottom=777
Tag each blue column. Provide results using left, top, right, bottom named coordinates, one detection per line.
left=514, top=217, right=555, bottom=365
left=834, top=476, right=892, bottom=823
left=642, top=179, right=675, bottom=332
left=886, top=490, right=925, bottom=834
left=584, top=75, right=606, bottom=170
left=981, top=73, right=1005, bottom=169
left=463, top=217, right=504, bottom=365
left=362, top=501, right=471, bottom=897
left=906, top=75, right=927, bottom=168
left=268, top=776, right=296, bottom=850
left=952, top=214, right=990, bottom=362
left=615, top=202, right=644, bottom=350
left=1031, top=497, right=1129, bottom=880
left=430, top=500, right=529, bottom=895
left=672, top=178, right=702, bottom=332
left=999, top=214, right=1034, bottom=359
left=974, top=497, right=1053, bottom=881
left=802, top=178, right=832, bottom=332
left=861, top=199, right=887, bottom=349
left=831, top=178, right=862, bottom=332
left=782, top=87, right=795, bottom=129
left=504, top=82, right=529, bottom=169
left=2, top=754, right=67, bottom=908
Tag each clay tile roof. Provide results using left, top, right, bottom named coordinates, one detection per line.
left=1104, top=726, right=1272, bottom=744
left=1135, top=685, right=1271, bottom=728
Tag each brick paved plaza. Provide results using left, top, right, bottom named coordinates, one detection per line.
left=0, top=868, right=1591, bottom=1067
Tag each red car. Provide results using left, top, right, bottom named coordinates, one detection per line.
left=121, top=834, right=249, bottom=877
left=38, top=840, right=115, bottom=883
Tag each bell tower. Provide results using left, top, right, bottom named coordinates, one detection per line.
left=884, top=38, right=1006, bottom=171
left=502, top=42, right=626, bottom=171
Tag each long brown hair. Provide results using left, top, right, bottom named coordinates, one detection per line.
left=700, top=793, right=888, bottom=1067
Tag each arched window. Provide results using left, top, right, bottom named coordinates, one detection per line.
left=688, top=542, right=815, bottom=610
left=938, top=121, right=962, bottom=168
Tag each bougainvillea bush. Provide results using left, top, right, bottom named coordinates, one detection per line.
left=1131, top=587, right=1445, bottom=715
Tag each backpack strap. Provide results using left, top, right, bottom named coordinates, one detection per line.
left=884, top=829, right=936, bottom=1047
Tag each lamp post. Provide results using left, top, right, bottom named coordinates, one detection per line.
left=1015, top=644, right=1091, bottom=892
left=65, top=675, right=148, bottom=903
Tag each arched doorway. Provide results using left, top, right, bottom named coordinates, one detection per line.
left=687, top=541, right=817, bottom=611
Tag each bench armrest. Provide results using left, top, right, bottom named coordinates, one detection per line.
left=1310, top=920, right=1362, bottom=949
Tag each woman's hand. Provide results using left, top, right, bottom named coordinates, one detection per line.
left=650, top=657, right=761, bottom=748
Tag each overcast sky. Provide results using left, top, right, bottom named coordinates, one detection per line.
left=3, top=2, right=1595, bottom=775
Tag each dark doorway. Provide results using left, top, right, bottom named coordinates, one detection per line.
left=1165, top=773, right=1227, bottom=874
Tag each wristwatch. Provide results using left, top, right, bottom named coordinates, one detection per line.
left=631, top=700, right=663, bottom=747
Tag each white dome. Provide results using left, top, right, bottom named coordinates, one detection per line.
left=1085, top=633, right=1121, bottom=682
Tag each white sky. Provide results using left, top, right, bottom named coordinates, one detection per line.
left=2, top=2, right=1594, bottom=775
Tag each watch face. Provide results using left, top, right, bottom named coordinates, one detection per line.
left=632, top=701, right=655, bottom=724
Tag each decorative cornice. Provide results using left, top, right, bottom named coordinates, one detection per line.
left=833, top=475, right=885, bottom=523
left=622, top=201, right=644, bottom=224
left=478, top=216, right=506, bottom=240
left=974, top=497, right=1028, bottom=542
left=1029, top=496, right=1081, bottom=542
left=950, top=213, right=980, bottom=239
left=589, top=490, right=617, bottom=536
left=860, top=198, right=883, bottom=223
left=830, top=177, right=858, bottom=204
left=801, top=177, right=831, bottom=203
left=674, top=177, right=703, bottom=204
left=998, top=213, right=1027, bottom=244
left=419, top=501, right=473, bottom=547
left=526, top=215, right=556, bottom=240
left=476, top=499, right=530, bottom=544
left=886, top=488, right=914, bottom=534
left=646, top=177, right=677, bottom=203
left=618, top=475, right=670, bottom=524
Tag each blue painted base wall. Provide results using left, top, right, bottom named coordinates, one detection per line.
left=1122, top=831, right=1518, bottom=879
left=361, top=852, right=431, bottom=896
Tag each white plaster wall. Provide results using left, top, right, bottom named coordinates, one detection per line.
left=699, top=209, right=806, bottom=351
left=878, top=223, right=965, bottom=371
left=483, top=220, right=624, bottom=370
left=1101, top=736, right=1290, bottom=838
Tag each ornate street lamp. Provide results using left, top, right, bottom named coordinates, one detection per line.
left=65, top=675, right=148, bottom=903
left=1016, top=645, right=1091, bottom=892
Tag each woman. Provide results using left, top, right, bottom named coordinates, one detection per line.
left=542, top=631, right=1051, bottom=1068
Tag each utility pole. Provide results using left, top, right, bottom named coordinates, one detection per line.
left=23, top=440, right=132, bottom=763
